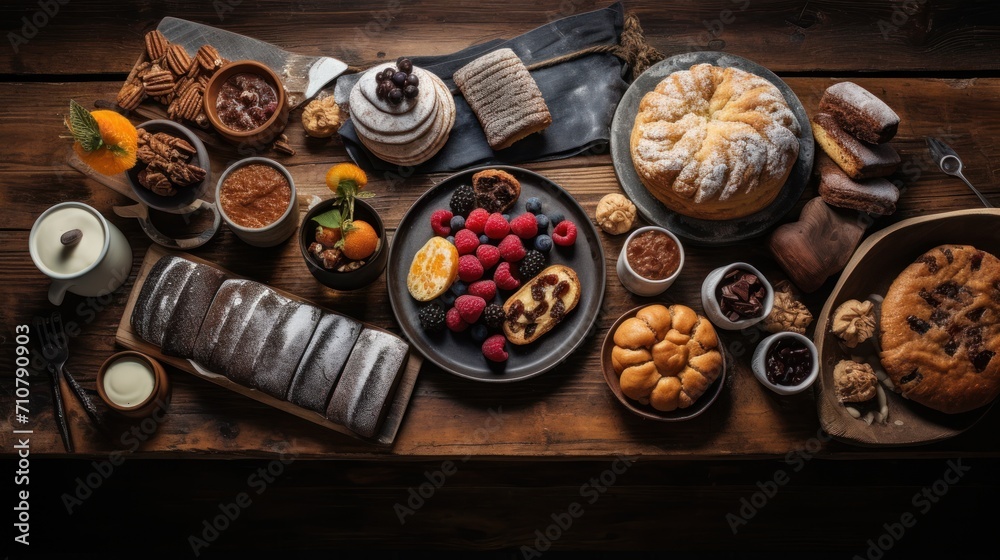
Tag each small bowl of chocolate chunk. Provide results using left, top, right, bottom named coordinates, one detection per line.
left=700, top=262, right=774, bottom=330
left=751, top=331, right=819, bottom=395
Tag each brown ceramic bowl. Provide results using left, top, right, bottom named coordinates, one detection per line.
left=203, top=60, right=289, bottom=147
left=601, top=305, right=727, bottom=422
left=97, top=351, right=171, bottom=418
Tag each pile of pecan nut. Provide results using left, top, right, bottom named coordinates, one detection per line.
left=136, top=129, right=207, bottom=197
left=116, top=30, right=229, bottom=127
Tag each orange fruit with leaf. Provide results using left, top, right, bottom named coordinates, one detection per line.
left=342, top=220, right=379, bottom=260
left=65, top=100, right=138, bottom=175
left=311, top=163, right=382, bottom=267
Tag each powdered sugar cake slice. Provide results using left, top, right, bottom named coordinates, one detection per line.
left=286, top=312, right=363, bottom=413
left=224, top=290, right=293, bottom=388
left=131, top=255, right=197, bottom=347
left=326, top=328, right=409, bottom=438
left=249, top=300, right=323, bottom=399
left=161, top=264, right=228, bottom=357
left=193, top=279, right=271, bottom=375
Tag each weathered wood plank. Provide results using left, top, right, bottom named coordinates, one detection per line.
left=2, top=0, right=1000, bottom=75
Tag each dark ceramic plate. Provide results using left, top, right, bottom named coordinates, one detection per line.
left=386, top=166, right=606, bottom=383
left=125, top=120, right=212, bottom=212
left=610, top=51, right=814, bottom=247
left=601, top=305, right=728, bottom=421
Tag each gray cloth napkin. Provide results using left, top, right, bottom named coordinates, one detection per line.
left=334, top=2, right=628, bottom=176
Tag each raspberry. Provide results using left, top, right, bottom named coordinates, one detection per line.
left=449, top=184, right=476, bottom=216
left=454, top=229, right=480, bottom=255
left=498, top=234, right=526, bottom=262
left=510, top=213, right=538, bottom=239
left=519, top=250, right=546, bottom=280
left=455, top=295, right=486, bottom=323
left=445, top=307, right=468, bottom=332
left=482, top=304, right=505, bottom=330
left=467, top=280, right=497, bottom=301
left=457, top=254, right=484, bottom=282
left=494, top=261, right=521, bottom=291
left=552, top=220, right=577, bottom=246
left=418, top=302, right=446, bottom=332
left=482, top=334, right=508, bottom=362
left=430, top=209, right=453, bottom=236
left=476, top=244, right=501, bottom=269
left=484, top=212, right=510, bottom=239
left=465, top=208, right=490, bottom=234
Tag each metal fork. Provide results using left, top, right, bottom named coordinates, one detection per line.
left=37, top=313, right=108, bottom=444
left=926, top=137, right=994, bottom=208
left=38, top=313, right=73, bottom=452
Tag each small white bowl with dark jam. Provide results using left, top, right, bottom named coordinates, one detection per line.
left=616, top=226, right=684, bottom=297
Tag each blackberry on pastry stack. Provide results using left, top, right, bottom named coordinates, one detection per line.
left=812, top=82, right=902, bottom=215
left=349, top=58, right=456, bottom=166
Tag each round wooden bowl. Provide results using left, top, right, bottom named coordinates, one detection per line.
left=601, top=305, right=727, bottom=421
left=203, top=60, right=290, bottom=147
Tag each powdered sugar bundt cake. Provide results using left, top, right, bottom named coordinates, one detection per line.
left=630, top=63, right=801, bottom=221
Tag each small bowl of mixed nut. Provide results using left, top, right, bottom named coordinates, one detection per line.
left=125, top=119, right=211, bottom=212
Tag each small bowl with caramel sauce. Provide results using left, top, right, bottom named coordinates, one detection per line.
left=616, top=226, right=684, bottom=297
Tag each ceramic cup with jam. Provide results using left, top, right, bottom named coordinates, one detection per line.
left=29, top=202, right=133, bottom=306
left=751, top=332, right=819, bottom=395
left=616, top=226, right=684, bottom=297
left=216, top=157, right=299, bottom=247
left=97, top=351, right=171, bottom=418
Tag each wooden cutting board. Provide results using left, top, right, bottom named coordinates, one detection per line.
left=115, top=244, right=423, bottom=446
left=815, top=208, right=1000, bottom=446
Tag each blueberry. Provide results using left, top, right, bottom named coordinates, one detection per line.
left=534, top=235, right=553, bottom=253
left=479, top=234, right=490, bottom=245
left=535, top=214, right=549, bottom=230
left=502, top=213, right=510, bottom=222
left=470, top=324, right=488, bottom=342
left=450, top=215, right=466, bottom=230
left=525, top=197, right=542, bottom=214
left=438, top=292, right=456, bottom=306
left=451, top=281, right=467, bottom=296
left=446, top=235, right=455, bottom=245
left=547, top=212, right=565, bottom=226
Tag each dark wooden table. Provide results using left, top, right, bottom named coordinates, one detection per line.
left=2, top=0, right=1000, bottom=555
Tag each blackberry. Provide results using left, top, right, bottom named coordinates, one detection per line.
left=483, top=304, right=505, bottom=330
left=450, top=184, right=477, bottom=216
left=519, top=250, right=546, bottom=280
left=418, top=303, right=446, bottom=332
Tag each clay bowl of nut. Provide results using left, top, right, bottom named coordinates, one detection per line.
left=203, top=60, right=290, bottom=147
left=299, top=197, right=388, bottom=291
left=125, top=119, right=211, bottom=212
left=601, top=303, right=728, bottom=422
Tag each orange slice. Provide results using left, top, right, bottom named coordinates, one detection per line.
left=407, top=237, right=459, bottom=301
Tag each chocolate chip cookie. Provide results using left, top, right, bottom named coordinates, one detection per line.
left=880, top=245, right=1000, bottom=413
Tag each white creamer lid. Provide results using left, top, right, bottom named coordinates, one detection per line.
left=29, top=202, right=108, bottom=278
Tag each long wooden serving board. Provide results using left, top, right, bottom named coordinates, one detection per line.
left=116, top=245, right=423, bottom=446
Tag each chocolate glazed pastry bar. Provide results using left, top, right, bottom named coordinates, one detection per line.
left=130, top=254, right=412, bottom=440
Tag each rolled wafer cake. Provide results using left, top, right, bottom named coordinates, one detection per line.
left=816, top=153, right=899, bottom=216
left=130, top=255, right=410, bottom=439
left=819, top=82, right=899, bottom=144
left=453, top=48, right=552, bottom=150
left=812, top=112, right=900, bottom=180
